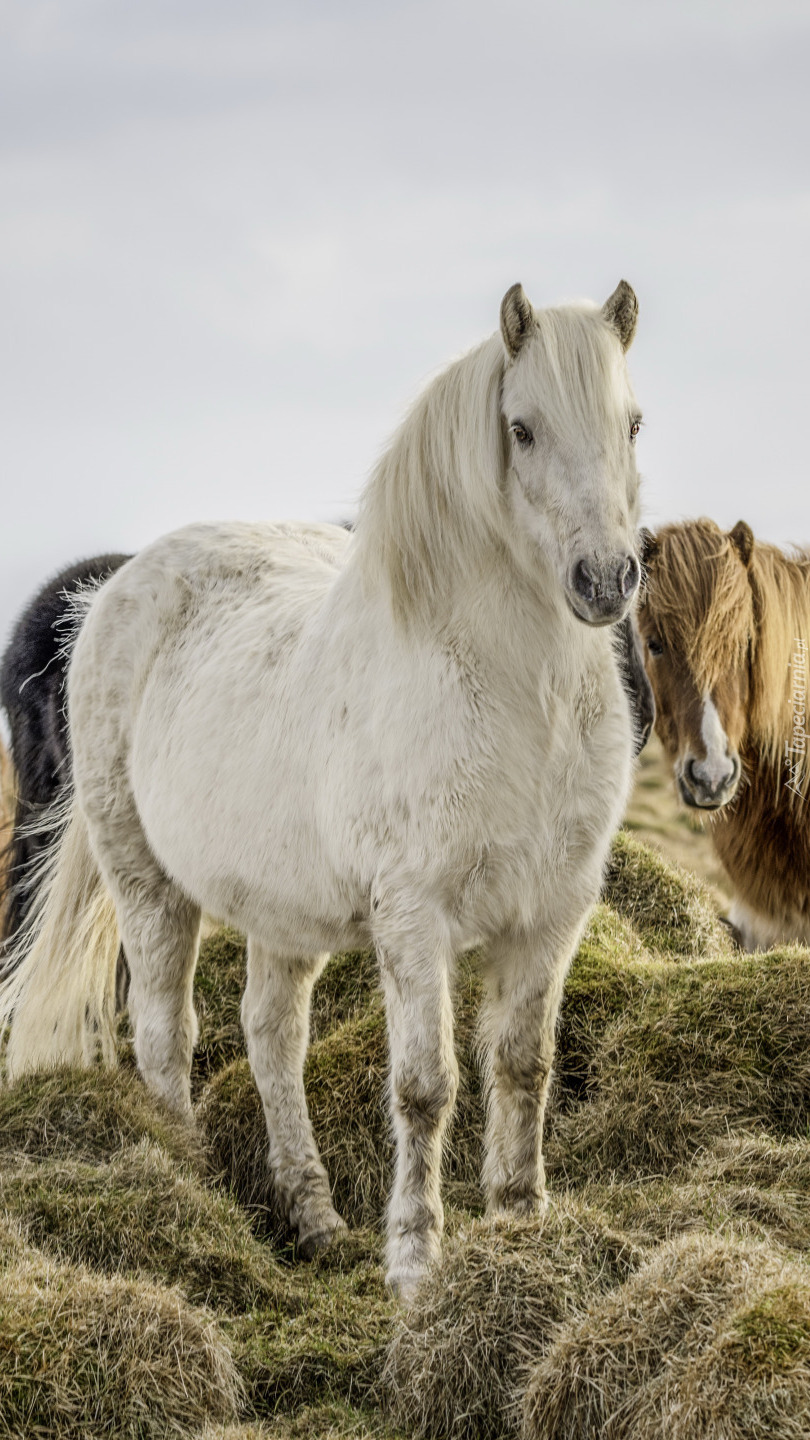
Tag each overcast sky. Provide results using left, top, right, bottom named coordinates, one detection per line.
left=2, top=0, right=809, bottom=652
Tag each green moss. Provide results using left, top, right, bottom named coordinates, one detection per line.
left=310, top=950, right=381, bottom=1042
left=732, top=1287, right=810, bottom=1368
left=552, top=911, right=652, bottom=1108
left=228, top=1253, right=395, bottom=1417
left=200, top=1403, right=405, bottom=1438
left=554, top=948, right=810, bottom=1181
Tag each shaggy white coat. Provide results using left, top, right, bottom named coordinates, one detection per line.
left=0, top=283, right=642, bottom=1294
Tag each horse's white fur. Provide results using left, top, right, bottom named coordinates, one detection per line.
left=694, top=692, right=736, bottom=791
left=0, top=290, right=641, bottom=1295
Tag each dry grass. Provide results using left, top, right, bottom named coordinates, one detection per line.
left=382, top=1204, right=644, bottom=1440
left=0, top=1065, right=204, bottom=1167
left=522, top=1232, right=810, bottom=1440
left=199, top=1404, right=405, bottom=1438
left=0, top=1140, right=290, bottom=1314
left=552, top=947, right=810, bottom=1182
left=2, top=827, right=810, bottom=1439
left=602, top=829, right=731, bottom=959
left=0, top=1243, right=241, bottom=1439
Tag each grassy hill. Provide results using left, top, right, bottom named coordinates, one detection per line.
left=1, top=826, right=809, bottom=1438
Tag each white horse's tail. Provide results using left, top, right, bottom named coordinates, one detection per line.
left=0, top=795, right=120, bottom=1081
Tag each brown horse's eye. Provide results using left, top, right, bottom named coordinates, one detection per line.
left=630, top=419, right=641, bottom=442
left=647, top=636, right=663, bottom=657
left=510, top=422, right=534, bottom=448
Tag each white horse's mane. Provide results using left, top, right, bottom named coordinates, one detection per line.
left=354, top=302, right=635, bottom=622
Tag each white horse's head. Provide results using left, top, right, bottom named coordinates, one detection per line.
left=499, top=281, right=642, bottom=626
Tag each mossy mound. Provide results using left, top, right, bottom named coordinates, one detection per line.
left=578, top=1158, right=810, bottom=1257
left=0, top=1066, right=203, bottom=1168
left=603, top=830, right=731, bottom=958
left=0, top=1246, right=240, bottom=1439
left=0, top=1140, right=289, bottom=1313
left=554, top=948, right=810, bottom=1181
left=229, top=1245, right=395, bottom=1418
left=522, top=1232, right=810, bottom=1440
left=382, top=1204, right=643, bottom=1440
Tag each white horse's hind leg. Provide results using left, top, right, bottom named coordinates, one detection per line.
left=241, top=939, right=345, bottom=1257
left=378, top=939, right=458, bottom=1297
left=480, top=926, right=576, bottom=1215
left=83, top=796, right=202, bottom=1116
left=108, top=871, right=201, bottom=1116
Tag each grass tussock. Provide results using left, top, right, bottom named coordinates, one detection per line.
left=553, top=947, right=810, bottom=1182
left=522, top=1232, right=810, bottom=1440
left=199, top=1402, right=405, bottom=1438
left=603, top=830, right=731, bottom=958
left=3, top=835, right=810, bottom=1440
left=0, top=1140, right=290, bottom=1313
left=382, top=1204, right=644, bottom=1440
left=0, top=1246, right=241, bottom=1439
left=0, top=1065, right=203, bottom=1168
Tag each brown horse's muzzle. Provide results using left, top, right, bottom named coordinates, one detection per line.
left=677, top=751, right=742, bottom=809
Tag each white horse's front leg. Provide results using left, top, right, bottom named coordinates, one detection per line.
left=378, top=934, right=458, bottom=1299
left=242, top=939, right=346, bottom=1257
left=480, top=922, right=582, bottom=1215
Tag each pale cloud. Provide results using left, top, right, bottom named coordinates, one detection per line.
left=1, top=0, right=808, bottom=649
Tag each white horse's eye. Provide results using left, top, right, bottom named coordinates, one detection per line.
left=510, top=422, right=534, bottom=448
left=630, top=419, right=642, bottom=442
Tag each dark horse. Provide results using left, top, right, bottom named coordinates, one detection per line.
left=0, top=554, right=131, bottom=943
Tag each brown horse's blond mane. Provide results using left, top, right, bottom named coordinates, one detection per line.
left=646, top=518, right=810, bottom=792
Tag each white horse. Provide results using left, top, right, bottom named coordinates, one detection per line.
left=0, top=281, right=643, bottom=1296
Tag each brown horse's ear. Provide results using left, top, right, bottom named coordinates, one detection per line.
left=729, top=519, right=754, bottom=568
left=602, top=280, right=639, bottom=351
left=500, top=283, right=535, bottom=358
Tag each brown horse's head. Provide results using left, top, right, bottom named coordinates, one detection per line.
left=636, top=518, right=756, bottom=810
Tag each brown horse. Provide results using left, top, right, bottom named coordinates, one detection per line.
left=637, top=517, right=810, bottom=950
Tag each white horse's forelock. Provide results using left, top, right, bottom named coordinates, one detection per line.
left=355, top=302, right=636, bottom=624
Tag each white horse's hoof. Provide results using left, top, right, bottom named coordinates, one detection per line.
left=386, top=1265, right=428, bottom=1305
left=297, top=1213, right=348, bottom=1260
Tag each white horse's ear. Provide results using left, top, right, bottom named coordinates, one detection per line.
left=602, top=280, right=639, bottom=351
left=500, top=283, right=535, bottom=358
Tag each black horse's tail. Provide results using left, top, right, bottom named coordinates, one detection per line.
left=0, top=552, right=131, bottom=948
